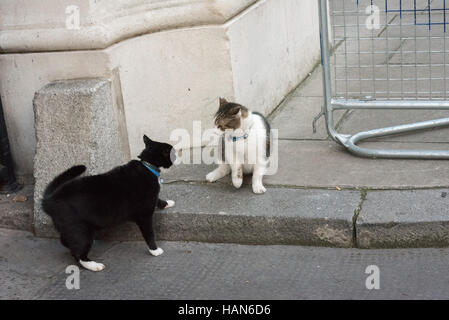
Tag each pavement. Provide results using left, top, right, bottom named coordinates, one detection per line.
left=0, top=185, right=33, bottom=232
left=2, top=228, right=449, bottom=300
left=2, top=0, right=449, bottom=252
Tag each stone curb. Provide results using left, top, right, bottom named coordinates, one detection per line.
left=3, top=183, right=449, bottom=248
left=356, top=189, right=449, bottom=248
left=97, top=183, right=358, bottom=247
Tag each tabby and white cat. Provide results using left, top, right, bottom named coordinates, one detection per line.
left=206, top=98, right=271, bottom=194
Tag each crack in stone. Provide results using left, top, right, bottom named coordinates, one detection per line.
left=352, top=190, right=367, bottom=248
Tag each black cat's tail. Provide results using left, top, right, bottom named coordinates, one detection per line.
left=43, top=165, right=86, bottom=199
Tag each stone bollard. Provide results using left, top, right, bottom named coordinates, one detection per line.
left=33, top=78, right=130, bottom=237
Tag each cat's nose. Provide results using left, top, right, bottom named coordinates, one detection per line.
left=170, top=149, right=177, bottom=163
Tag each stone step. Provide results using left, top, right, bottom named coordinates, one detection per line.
left=98, top=183, right=449, bottom=249
left=99, top=183, right=359, bottom=248
left=4, top=182, right=449, bottom=249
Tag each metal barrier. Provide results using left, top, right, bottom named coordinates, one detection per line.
left=318, top=0, right=449, bottom=159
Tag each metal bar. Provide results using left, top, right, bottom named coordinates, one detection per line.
left=343, top=0, right=349, bottom=99
left=331, top=36, right=449, bottom=40
left=332, top=9, right=449, bottom=14
left=415, top=0, right=418, bottom=100
left=331, top=98, right=449, bottom=110
left=336, top=64, right=448, bottom=67
left=445, top=0, right=448, bottom=100
left=318, top=0, right=339, bottom=142
left=385, top=0, right=390, bottom=100
left=428, top=0, right=433, bottom=99
left=333, top=26, right=449, bottom=29
left=371, top=1, right=376, bottom=100
left=334, top=51, right=447, bottom=54
left=339, top=92, right=449, bottom=96
left=357, top=0, right=362, bottom=97
left=338, top=117, right=449, bottom=159
left=335, top=78, right=448, bottom=81
left=400, top=1, right=404, bottom=99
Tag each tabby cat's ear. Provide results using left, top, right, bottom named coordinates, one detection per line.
left=230, top=106, right=241, bottom=115
left=219, top=97, right=228, bottom=105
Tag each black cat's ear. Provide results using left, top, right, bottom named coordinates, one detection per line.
left=219, top=97, right=228, bottom=105
left=143, top=135, right=152, bottom=146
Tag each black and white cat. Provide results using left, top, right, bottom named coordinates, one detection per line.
left=206, top=98, right=271, bottom=194
left=42, top=135, right=175, bottom=271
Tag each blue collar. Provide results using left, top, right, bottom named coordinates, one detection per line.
left=141, top=161, right=163, bottom=184
left=230, top=123, right=253, bottom=142
left=231, top=133, right=249, bottom=142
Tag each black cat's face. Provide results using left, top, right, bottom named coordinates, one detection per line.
left=138, top=135, right=175, bottom=169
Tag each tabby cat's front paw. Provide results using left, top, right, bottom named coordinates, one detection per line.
left=232, top=177, right=243, bottom=189
left=206, top=171, right=219, bottom=183
left=252, top=183, right=266, bottom=194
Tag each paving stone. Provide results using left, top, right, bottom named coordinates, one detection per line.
left=357, top=189, right=449, bottom=248
left=0, top=185, right=33, bottom=231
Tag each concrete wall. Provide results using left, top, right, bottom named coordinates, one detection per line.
left=228, top=0, right=320, bottom=114
left=0, top=0, right=321, bottom=181
left=0, top=0, right=258, bottom=52
left=107, top=26, right=235, bottom=157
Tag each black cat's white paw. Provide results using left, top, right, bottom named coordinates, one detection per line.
left=79, top=260, right=105, bottom=272
left=164, top=200, right=175, bottom=208
left=149, top=248, right=164, bottom=256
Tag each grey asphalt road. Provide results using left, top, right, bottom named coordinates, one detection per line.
left=1, top=228, right=449, bottom=300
